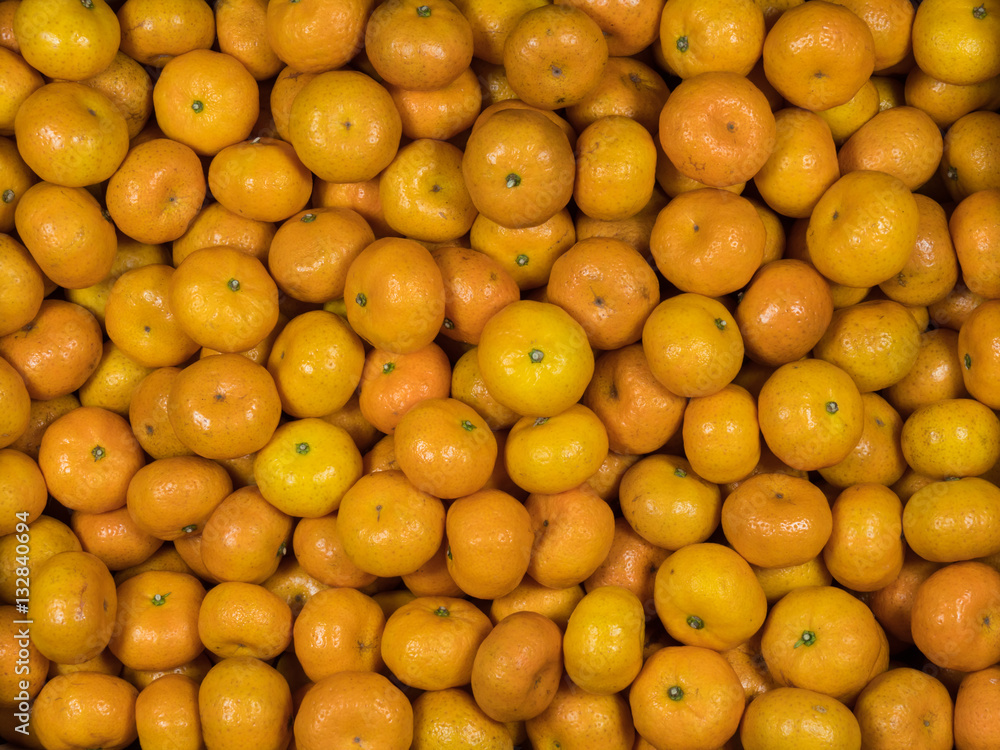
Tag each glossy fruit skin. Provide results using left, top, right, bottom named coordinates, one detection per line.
left=166, top=354, right=282, bottom=461
left=853, top=667, right=954, bottom=750
left=477, top=300, right=595, bottom=418
left=757, top=359, right=865, bottom=472
left=13, top=183, right=118, bottom=291
left=199, top=656, right=293, bottom=750
left=682, top=384, right=761, bottom=485
left=14, top=82, right=128, bottom=188
left=806, top=171, right=919, bottom=289
left=823, top=483, right=905, bottom=592
left=253, top=418, right=363, bottom=518
left=289, top=70, right=402, bottom=184
left=109, top=570, right=206, bottom=672
left=901, top=399, right=1000, bottom=479
left=628, top=645, right=745, bottom=750
left=293, top=669, right=412, bottom=750
left=736, top=258, right=835, bottom=366
left=33, top=672, right=139, bottom=750
left=445, top=488, right=534, bottom=601
left=29, top=550, right=117, bottom=665
left=462, top=108, right=576, bottom=229
left=344, top=237, right=446, bottom=355
left=903, top=477, right=1000, bottom=563
left=910, top=561, right=1000, bottom=673
left=740, top=686, right=862, bottom=749
left=641, top=293, right=744, bottom=399
left=563, top=585, right=645, bottom=695
left=959, top=299, right=1000, bottom=409
left=505, top=404, right=608, bottom=495
left=380, top=595, right=492, bottom=691
left=470, top=610, right=564, bottom=724
left=393, top=397, right=497, bottom=500
left=620, top=454, right=722, bottom=552
left=658, top=71, right=777, bottom=188
left=812, top=299, right=922, bottom=393
left=654, top=542, right=768, bottom=652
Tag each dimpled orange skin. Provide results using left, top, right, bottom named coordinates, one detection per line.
left=168, top=246, right=280, bottom=354
left=289, top=69, right=402, bottom=185
left=757, top=359, right=865, bottom=472
left=806, top=170, right=919, bottom=289
left=641, top=292, right=744, bottom=399
left=817, top=391, right=907, bottom=489
left=561, top=584, right=645, bottom=696
left=721, top=472, right=834, bottom=569
left=199, top=656, right=293, bottom=750
left=365, top=0, right=474, bottom=91
left=505, top=404, right=609, bottom=496
left=582, top=344, right=686, bottom=456
left=29, top=550, right=117, bottom=666
left=268, top=207, right=375, bottom=305
left=740, top=686, right=862, bottom=749
left=911, top=0, right=1000, bottom=86
left=900, top=398, right=1000, bottom=479
left=126, top=454, right=233, bottom=541
left=445, top=488, right=534, bottom=600
left=104, top=264, right=202, bottom=369
left=13, top=182, right=118, bottom=291
left=337, top=469, right=446, bottom=578
left=910, top=561, right=1000, bottom=673
left=959, top=299, right=1000, bottom=409
left=823, top=483, right=905, bottom=592
left=37, top=405, right=145, bottom=515
left=0, top=299, right=104, bottom=402
left=658, top=71, right=777, bottom=188
left=879, top=193, right=959, bottom=309
left=950, top=189, right=1000, bottom=300
left=393, top=396, right=497, bottom=500
left=267, top=309, right=366, bottom=419
left=564, top=56, right=670, bottom=135
left=812, top=299, right=922, bottom=394
left=762, top=0, right=875, bottom=111
left=628, top=645, right=745, bottom=750
left=207, top=136, right=314, bottom=224
left=753, top=107, right=841, bottom=220
left=166, top=353, right=282, bottom=461
left=461, top=108, right=576, bottom=230
left=108, top=570, right=206, bottom=672
left=736, top=258, right=835, bottom=367
left=477, top=299, right=595, bottom=419
left=837, top=106, right=945, bottom=191
left=683, top=383, right=761, bottom=485
left=344, top=236, right=447, bottom=355
left=760, top=584, right=889, bottom=705
left=105, top=138, right=207, bottom=247
left=654, top=542, right=768, bottom=652
left=13, top=82, right=129, bottom=189
left=380, top=595, right=493, bottom=691
left=470, top=610, right=564, bottom=724
left=432, top=245, right=521, bottom=346
left=502, top=4, right=608, bottom=110
left=649, top=188, right=766, bottom=298
left=294, top=670, right=412, bottom=750
left=33, top=672, right=139, bottom=750
left=379, top=138, right=478, bottom=244
left=903, top=477, right=1000, bottom=563
left=573, top=115, right=658, bottom=222
left=525, top=484, right=616, bottom=589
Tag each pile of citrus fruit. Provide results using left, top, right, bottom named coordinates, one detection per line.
left=1, top=0, right=1000, bottom=747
